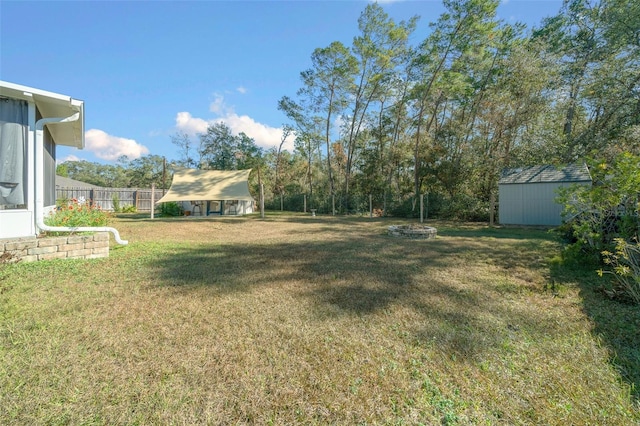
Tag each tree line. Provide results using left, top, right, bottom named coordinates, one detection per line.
left=60, top=0, right=639, bottom=219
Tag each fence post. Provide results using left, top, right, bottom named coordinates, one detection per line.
left=304, top=195, right=307, bottom=213
left=151, top=184, right=155, bottom=219
left=369, top=194, right=373, bottom=218
left=490, top=192, right=495, bottom=227
left=425, top=192, right=429, bottom=220
left=420, top=194, right=424, bottom=223
left=280, top=193, right=283, bottom=211
left=260, top=184, right=265, bottom=219
left=332, top=195, right=335, bottom=216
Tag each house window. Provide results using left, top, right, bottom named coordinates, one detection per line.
left=0, top=97, right=28, bottom=209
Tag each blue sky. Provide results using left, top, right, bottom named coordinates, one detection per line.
left=1, top=0, right=563, bottom=164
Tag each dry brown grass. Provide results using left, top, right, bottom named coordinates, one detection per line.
left=1, top=213, right=638, bottom=424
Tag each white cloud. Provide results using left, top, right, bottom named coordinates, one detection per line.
left=208, top=93, right=229, bottom=115
left=84, top=129, right=150, bottom=161
left=175, top=112, right=209, bottom=135
left=236, top=86, right=247, bottom=94
left=220, top=113, right=294, bottom=152
left=175, top=94, right=294, bottom=152
left=57, top=154, right=81, bottom=164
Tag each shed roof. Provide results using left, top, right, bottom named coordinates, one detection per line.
left=156, top=168, right=254, bottom=203
left=499, top=164, right=591, bottom=185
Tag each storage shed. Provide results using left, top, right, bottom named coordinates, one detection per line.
left=498, top=164, right=592, bottom=226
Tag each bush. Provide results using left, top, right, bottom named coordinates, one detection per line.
left=112, top=194, right=121, bottom=213
left=599, top=238, right=640, bottom=304
left=159, top=202, right=183, bottom=217
left=45, top=197, right=111, bottom=231
left=430, top=193, right=489, bottom=222
left=556, top=153, right=640, bottom=255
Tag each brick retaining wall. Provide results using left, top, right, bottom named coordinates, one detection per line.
left=0, top=232, right=110, bottom=263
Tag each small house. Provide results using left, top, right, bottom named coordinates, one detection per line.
left=498, top=164, right=592, bottom=226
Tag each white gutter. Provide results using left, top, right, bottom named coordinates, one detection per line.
left=35, top=114, right=128, bottom=245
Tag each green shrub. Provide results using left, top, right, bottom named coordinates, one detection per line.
left=121, top=205, right=137, bottom=213
left=45, top=198, right=111, bottom=231
left=159, top=202, right=183, bottom=217
left=112, top=194, right=121, bottom=213
left=599, top=238, right=640, bottom=304
left=556, top=153, right=640, bottom=255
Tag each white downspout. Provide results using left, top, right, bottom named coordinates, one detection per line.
left=35, top=114, right=128, bottom=245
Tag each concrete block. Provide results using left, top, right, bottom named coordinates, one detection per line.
left=37, top=238, right=65, bottom=247
left=20, top=255, right=39, bottom=262
left=84, top=241, right=109, bottom=249
left=91, top=246, right=110, bottom=255
left=66, top=248, right=92, bottom=258
left=29, top=246, right=58, bottom=255
left=93, top=232, right=110, bottom=242
left=5, top=240, right=38, bottom=251
left=39, top=251, right=68, bottom=261
left=58, top=243, right=85, bottom=252
left=68, top=235, right=93, bottom=244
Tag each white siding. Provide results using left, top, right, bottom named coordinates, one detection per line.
left=0, top=210, right=34, bottom=239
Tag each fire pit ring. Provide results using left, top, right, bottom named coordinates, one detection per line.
left=387, top=224, right=437, bottom=239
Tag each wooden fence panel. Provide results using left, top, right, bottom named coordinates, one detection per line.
left=56, top=187, right=162, bottom=212
left=134, top=190, right=164, bottom=213
left=56, top=188, right=93, bottom=204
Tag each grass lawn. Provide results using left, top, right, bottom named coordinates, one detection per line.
left=1, top=213, right=639, bottom=424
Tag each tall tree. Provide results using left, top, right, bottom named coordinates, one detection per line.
left=533, top=0, right=640, bottom=161
left=126, top=155, right=166, bottom=188
left=199, top=122, right=237, bottom=170
left=342, top=3, right=417, bottom=209
left=409, top=0, right=501, bottom=201
left=277, top=96, right=323, bottom=197
left=297, top=41, right=357, bottom=198
left=170, top=131, right=198, bottom=168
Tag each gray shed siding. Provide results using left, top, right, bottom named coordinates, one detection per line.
left=499, top=182, right=569, bottom=226
left=498, top=164, right=591, bottom=226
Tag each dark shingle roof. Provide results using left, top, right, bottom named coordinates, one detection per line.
left=499, top=164, right=591, bottom=185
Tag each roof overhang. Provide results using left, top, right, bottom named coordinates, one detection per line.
left=0, top=80, right=85, bottom=149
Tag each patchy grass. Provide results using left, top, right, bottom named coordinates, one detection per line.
left=1, top=213, right=638, bottom=424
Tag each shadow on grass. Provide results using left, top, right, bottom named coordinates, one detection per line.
left=147, top=223, right=568, bottom=362
left=143, top=216, right=640, bottom=401
left=550, top=257, right=640, bottom=402
left=115, top=214, right=256, bottom=224
left=437, top=225, right=555, bottom=241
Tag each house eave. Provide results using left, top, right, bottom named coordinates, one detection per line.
left=0, top=80, right=84, bottom=149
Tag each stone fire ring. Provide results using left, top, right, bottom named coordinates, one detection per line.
left=387, top=224, right=437, bottom=239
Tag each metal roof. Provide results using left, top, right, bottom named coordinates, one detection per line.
left=499, top=164, right=591, bottom=185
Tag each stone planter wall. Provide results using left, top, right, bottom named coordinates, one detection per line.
left=0, top=232, right=110, bottom=263
left=387, top=225, right=437, bottom=239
